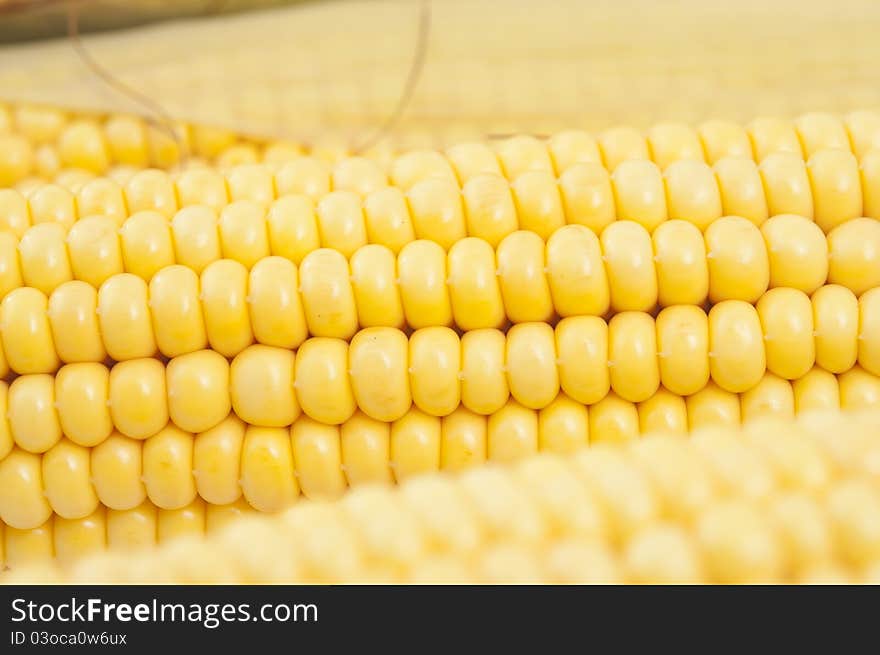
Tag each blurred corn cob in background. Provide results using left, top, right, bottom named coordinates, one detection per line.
left=0, top=0, right=879, bottom=149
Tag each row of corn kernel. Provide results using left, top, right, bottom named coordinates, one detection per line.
left=3, top=275, right=878, bottom=406
left=66, top=139, right=880, bottom=237
left=5, top=209, right=878, bottom=315
left=5, top=138, right=880, bottom=250
left=0, top=217, right=877, bottom=373
left=2, top=102, right=879, bottom=182
left=446, top=111, right=880, bottom=178
left=0, top=498, right=257, bottom=572
left=2, top=364, right=878, bottom=532
left=0, top=101, right=310, bottom=184
left=278, top=147, right=880, bottom=235
left=6, top=409, right=880, bottom=583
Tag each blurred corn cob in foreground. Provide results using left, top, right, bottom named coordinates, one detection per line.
left=6, top=410, right=880, bottom=584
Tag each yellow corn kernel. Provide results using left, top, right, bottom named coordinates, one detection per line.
left=409, top=327, right=461, bottom=417
left=496, top=230, right=554, bottom=323
left=362, top=187, right=415, bottom=254
left=124, top=169, right=178, bottom=219
left=760, top=214, right=827, bottom=294
left=795, top=113, right=850, bottom=157
left=1, top=287, right=60, bottom=374
left=149, top=265, right=208, bottom=357
left=170, top=205, right=222, bottom=274
left=807, top=149, right=862, bottom=233
left=350, top=244, right=405, bottom=329
left=461, top=174, right=518, bottom=247
left=759, top=152, right=814, bottom=221
left=637, top=388, right=688, bottom=436
left=90, top=432, right=146, bottom=510
left=705, top=216, right=769, bottom=304
left=447, top=237, right=505, bottom=330
left=812, top=284, right=859, bottom=374
left=546, top=225, right=609, bottom=317
left=652, top=220, right=709, bottom=306
left=557, top=162, right=615, bottom=233
left=757, top=288, right=815, bottom=380
left=166, top=349, right=231, bottom=434
left=741, top=373, right=795, bottom=422
left=597, top=126, right=649, bottom=171
left=712, top=157, right=768, bottom=226
left=274, top=157, right=330, bottom=200
left=226, top=164, right=275, bottom=206
left=391, top=408, right=441, bottom=481
left=28, top=184, right=76, bottom=230
left=641, top=158, right=726, bottom=229
left=510, top=171, right=566, bottom=240
left=298, top=248, right=358, bottom=339
left=600, top=220, right=658, bottom=313
left=827, top=217, right=880, bottom=297
left=67, top=215, right=123, bottom=288
left=193, top=414, right=244, bottom=506
left=648, top=122, right=705, bottom=169
left=555, top=316, right=610, bottom=405
left=340, top=410, right=393, bottom=487
left=588, top=392, right=639, bottom=445
left=656, top=305, right=710, bottom=397
left=537, top=393, right=589, bottom=453
left=108, top=358, right=168, bottom=440
left=58, top=120, right=110, bottom=173
left=291, top=416, right=346, bottom=500
left=200, top=259, right=253, bottom=357
left=143, top=424, right=197, bottom=510
left=19, top=222, right=72, bottom=295
left=54, top=508, right=106, bottom=568
left=0, top=448, right=52, bottom=530
left=0, top=188, right=31, bottom=238
left=229, top=345, right=298, bottom=427
left=55, top=362, right=112, bottom=447
left=116, top=210, right=173, bottom=282
left=106, top=502, right=157, bottom=552
left=42, top=438, right=98, bottom=519
left=793, top=367, right=840, bottom=414
left=612, top=159, right=667, bottom=231
left=349, top=327, right=411, bottom=422
left=708, top=300, right=766, bottom=393
left=174, top=168, right=229, bottom=212
left=103, top=114, right=149, bottom=167
left=8, top=374, right=61, bottom=454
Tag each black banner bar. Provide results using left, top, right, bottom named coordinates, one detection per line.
left=0, top=585, right=871, bottom=650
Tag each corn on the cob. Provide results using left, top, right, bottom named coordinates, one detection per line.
left=4, top=409, right=879, bottom=584
left=1, top=363, right=877, bottom=533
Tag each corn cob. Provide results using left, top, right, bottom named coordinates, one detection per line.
left=1, top=362, right=877, bottom=534
left=4, top=408, right=880, bottom=584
